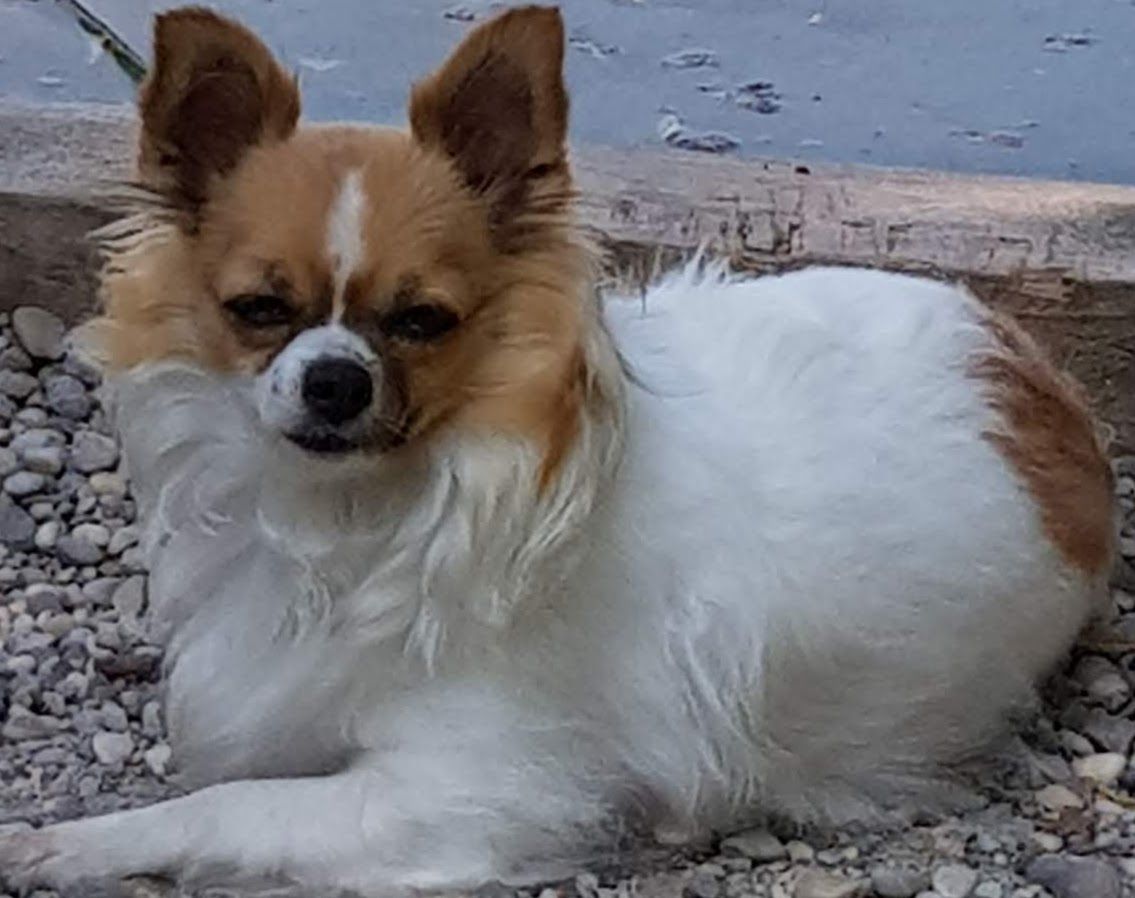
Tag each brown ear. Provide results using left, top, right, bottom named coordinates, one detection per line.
left=138, top=7, right=300, bottom=206
left=409, top=6, right=568, bottom=197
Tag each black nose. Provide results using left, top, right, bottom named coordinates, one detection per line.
left=302, top=358, right=373, bottom=426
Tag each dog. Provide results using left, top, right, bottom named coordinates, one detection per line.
left=0, top=5, right=1116, bottom=895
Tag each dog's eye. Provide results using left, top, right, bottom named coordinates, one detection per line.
left=224, top=295, right=295, bottom=328
left=381, top=304, right=460, bottom=342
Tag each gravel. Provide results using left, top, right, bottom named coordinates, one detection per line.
left=2, top=305, right=1135, bottom=898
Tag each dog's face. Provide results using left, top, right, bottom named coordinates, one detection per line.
left=97, top=6, right=590, bottom=475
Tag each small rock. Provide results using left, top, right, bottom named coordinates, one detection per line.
left=111, top=575, right=147, bottom=618
left=685, top=870, right=720, bottom=898
left=1025, top=854, right=1120, bottom=898
left=973, top=883, right=1002, bottom=898
left=91, top=730, right=134, bottom=766
left=72, top=522, right=110, bottom=547
left=932, top=864, right=978, bottom=898
left=0, top=370, right=39, bottom=399
left=107, top=524, right=139, bottom=556
left=70, top=431, right=119, bottom=473
left=4, top=470, right=46, bottom=497
left=34, top=520, right=60, bottom=551
left=20, top=445, right=65, bottom=475
left=11, top=428, right=66, bottom=452
left=0, top=496, right=36, bottom=549
left=144, top=744, right=173, bottom=777
left=99, top=701, right=129, bottom=733
left=56, top=533, right=105, bottom=566
left=24, top=583, right=65, bottom=615
left=720, top=827, right=787, bottom=863
left=90, top=471, right=127, bottom=498
left=793, top=869, right=866, bottom=898
left=1058, top=729, right=1095, bottom=757
left=1035, top=783, right=1084, bottom=811
left=870, top=863, right=930, bottom=898
left=0, top=447, right=17, bottom=476
left=785, top=840, right=815, bottom=863
left=44, top=374, right=91, bottom=420
left=1072, top=752, right=1126, bottom=785
left=0, top=344, right=32, bottom=371
left=11, top=307, right=66, bottom=361
left=1076, top=708, right=1135, bottom=754
left=1031, top=832, right=1064, bottom=853
left=142, top=701, right=163, bottom=737
left=81, top=576, right=121, bottom=606
left=1, top=706, right=63, bottom=740
left=1028, top=752, right=1071, bottom=784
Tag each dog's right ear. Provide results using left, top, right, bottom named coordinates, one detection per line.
left=138, top=7, right=300, bottom=206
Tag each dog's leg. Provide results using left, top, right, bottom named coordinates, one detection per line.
left=0, top=752, right=603, bottom=896
left=0, top=771, right=435, bottom=896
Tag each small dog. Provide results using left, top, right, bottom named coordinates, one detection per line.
left=1, top=5, right=1116, bottom=895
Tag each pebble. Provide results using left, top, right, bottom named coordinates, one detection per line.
left=24, top=583, right=66, bottom=615
left=99, top=701, right=129, bottom=733
left=34, top=520, right=60, bottom=551
left=107, top=524, right=139, bottom=556
left=21, top=445, right=65, bottom=475
left=44, top=374, right=91, bottom=420
left=11, top=307, right=66, bottom=361
left=111, top=575, right=147, bottom=618
left=1035, top=783, right=1083, bottom=811
left=0, top=446, right=17, bottom=476
left=719, top=827, right=787, bottom=862
left=4, top=470, right=46, bottom=497
left=11, top=428, right=66, bottom=452
left=90, top=471, right=128, bottom=498
left=142, top=701, right=163, bottom=737
left=0, top=369, right=39, bottom=399
left=91, top=730, right=134, bottom=766
left=144, top=744, right=172, bottom=777
left=0, top=496, right=36, bottom=549
left=2, top=706, right=64, bottom=740
left=56, top=533, right=105, bottom=566
left=685, top=870, right=721, bottom=898
left=1071, top=752, right=1126, bottom=785
left=1025, top=854, right=1121, bottom=898
left=72, top=522, right=111, bottom=547
left=1030, top=832, right=1064, bottom=853
left=870, top=863, right=930, bottom=898
left=70, top=430, right=119, bottom=473
left=931, top=864, right=978, bottom=898
left=792, top=870, right=866, bottom=898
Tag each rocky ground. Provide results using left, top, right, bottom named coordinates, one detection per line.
left=1, top=304, right=1135, bottom=898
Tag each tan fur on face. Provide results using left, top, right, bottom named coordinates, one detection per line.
left=973, top=311, right=1116, bottom=577
left=92, top=6, right=597, bottom=478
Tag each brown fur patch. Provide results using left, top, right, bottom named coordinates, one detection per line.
left=93, top=6, right=596, bottom=487
left=973, top=310, right=1115, bottom=576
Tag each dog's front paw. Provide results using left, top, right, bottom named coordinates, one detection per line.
left=0, top=821, right=117, bottom=895
left=0, top=824, right=65, bottom=893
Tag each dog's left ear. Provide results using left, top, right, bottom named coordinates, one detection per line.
left=409, top=6, right=568, bottom=203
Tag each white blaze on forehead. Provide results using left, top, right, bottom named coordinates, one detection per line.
left=326, top=169, right=367, bottom=319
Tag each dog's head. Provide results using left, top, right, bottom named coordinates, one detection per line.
left=95, top=5, right=603, bottom=485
